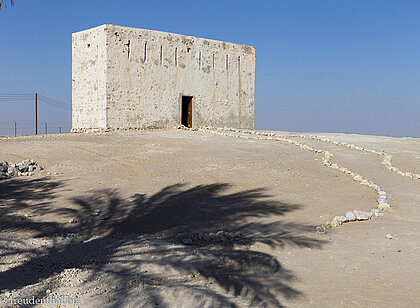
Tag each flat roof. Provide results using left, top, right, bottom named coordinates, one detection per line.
left=72, top=24, right=255, bottom=50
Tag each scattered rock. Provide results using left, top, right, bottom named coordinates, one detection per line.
left=378, top=202, right=391, bottom=211
left=7, top=166, right=17, bottom=176
left=340, top=215, right=348, bottom=223
left=331, top=216, right=343, bottom=227
left=353, top=175, right=363, bottom=181
left=360, top=179, right=370, bottom=185
left=234, top=231, right=242, bottom=240
left=345, top=210, right=357, bottom=221
left=216, top=231, right=225, bottom=241
left=17, top=162, right=30, bottom=172
left=376, top=195, right=387, bottom=203
left=92, top=209, right=102, bottom=216
left=316, top=225, right=326, bottom=233
left=68, top=218, right=78, bottom=224
left=330, top=163, right=339, bottom=169
left=185, top=231, right=242, bottom=243
left=182, top=238, right=193, bottom=245
left=385, top=233, right=393, bottom=239
left=224, top=232, right=233, bottom=240
left=353, top=210, right=372, bottom=220
left=323, top=221, right=332, bottom=229
left=100, top=214, right=111, bottom=220
left=371, top=208, right=383, bottom=217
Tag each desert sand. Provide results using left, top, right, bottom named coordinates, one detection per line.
left=0, top=129, right=419, bottom=307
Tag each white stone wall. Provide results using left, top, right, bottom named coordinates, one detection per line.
left=72, top=24, right=255, bottom=131
left=72, top=25, right=108, bottom=130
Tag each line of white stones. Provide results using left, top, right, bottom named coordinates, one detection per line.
left=203, top=128, right=420, bottom=182
left=282, top=134, right=420, bottom=181
left=176, top=125, right=391, bottom=232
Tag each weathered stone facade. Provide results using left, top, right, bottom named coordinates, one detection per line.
left=72, top=24, right=255, bottom=131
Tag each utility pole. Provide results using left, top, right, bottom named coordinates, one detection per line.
left=35, top=92, right=38, bottom=135
left=45, top=121, right=47, bottom=135
left=14, top=120, right=16, bottom=137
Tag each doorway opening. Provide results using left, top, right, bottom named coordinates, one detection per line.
left=181, top=96, right=193, bottom=128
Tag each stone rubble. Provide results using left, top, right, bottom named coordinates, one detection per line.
left=177, top=125, right=400, bottom=232
left=182, top=231, right=242, bottom=244
left=0, top=159, right=44, bottom=180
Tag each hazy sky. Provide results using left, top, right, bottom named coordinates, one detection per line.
left=0, top=0, right=419, bottom=136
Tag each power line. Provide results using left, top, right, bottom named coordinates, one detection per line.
left=0, top=94, right=33, bottom=96
left=0, top=93, right=72, bottom=111
left=38, top=94, right=72, bottom=111
left=38, top=94, right=71, bottom=106
left=0, top=94, right=33, bottom=101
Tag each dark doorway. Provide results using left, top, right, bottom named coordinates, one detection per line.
left=181, top=96, right=193, bottom=128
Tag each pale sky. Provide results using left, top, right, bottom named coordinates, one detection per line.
left=0, top=0, right=419, bottom=136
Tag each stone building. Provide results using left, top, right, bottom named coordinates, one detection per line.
left=71, top=24, right=255, bottom=131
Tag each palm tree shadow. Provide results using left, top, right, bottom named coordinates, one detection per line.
left=0, top=177, right=67, bottom=237
left=0, top=182, right=326, bottom=307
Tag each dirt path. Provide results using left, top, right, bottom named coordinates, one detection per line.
left=0, top=130, right=419, bottom=307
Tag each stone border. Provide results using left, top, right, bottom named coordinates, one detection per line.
left=192, top=127, right=420, bottom=182
left=283, top=134, right=420, bottom=181
left=177, top=125, right=392, bottom=232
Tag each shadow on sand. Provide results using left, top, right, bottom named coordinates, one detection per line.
left=0, top=178, right=326, bottom=307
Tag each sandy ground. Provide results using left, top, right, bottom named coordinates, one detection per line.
left=0, top=129, right=419, bottom=307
